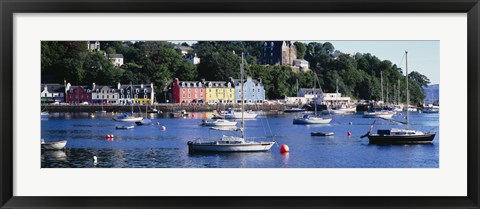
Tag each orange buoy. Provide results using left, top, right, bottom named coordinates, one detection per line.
left=347, top=132, right=351, bottom=137
left=280, top=144, right=289, bottom=153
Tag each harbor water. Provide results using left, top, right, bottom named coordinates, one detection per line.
left=41, top=111, right=439, bottom=168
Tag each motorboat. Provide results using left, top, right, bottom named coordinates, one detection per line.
left=310, top=132, right=334, bottom=136
left=41, top=139, right=67, bottom=150
left=202, top=119, right=238, bottom=126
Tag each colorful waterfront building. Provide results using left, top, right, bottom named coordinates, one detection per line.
left=117, top=83, right=155, bottom=105
left=91, top=83, right=119, bottom=104
left=65, top=83, right=92, bottom=104
left=41, top=84, right=65, bottom=103
left=232, top=77, right=265, bottom=104
left=172, top=78, right=206, bottom=103
left=204, top=80, right=235, bottom=104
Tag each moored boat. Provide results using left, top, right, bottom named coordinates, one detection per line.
left=41, top=139, right=67, bottom=150
left=363, top=51, right=436, bottom=144
left=113, top=113, right=143, bottom=122
left=135, top=118, right=152, bottom=126
left=293, top=114, right=332, bottom=124
left=311, top=132, right=334, bottom=136
left=116, top=125, right=135, bottom=130
left=188, top=53, right=275, bottom=153
left=363, top=110, right=395, bottom=119
left=284, top=108, right=305, bottom=113
left=202, top=119, right=237, bottom=126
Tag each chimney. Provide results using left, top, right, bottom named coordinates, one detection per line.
left=117, top=82, right=121, bottom=90
left=66, top=83, right=71, bottom=91
left=259, top=78, right=262, bottom=83
left=92, top=83, right=96, bottom=90
left=44, top=85, right=48, bottom=91
left=201, top=78, right=206, bottom=83
left=141, top=83, right=144, bottom=89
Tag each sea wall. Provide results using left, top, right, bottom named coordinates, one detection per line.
left=41, top=103, right=287, bottom=113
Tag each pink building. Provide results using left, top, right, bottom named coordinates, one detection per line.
left=172, top=78, right=206, bottom=103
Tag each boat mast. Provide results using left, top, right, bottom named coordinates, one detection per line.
left=313, top=72, right=317, bottom=115
left=405, top=51, right=409, bottom=127
left=381, top=71, right=384, bottom=104
left=386, top=82, right=389, bottom=105
left=130, top=82, right=134, bottom=114
left=397, top=79, right=400, bottom=105
left=240, top=53, right=245, bottom=139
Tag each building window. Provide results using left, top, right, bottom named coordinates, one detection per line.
left=182, top=89, right=185, bottom=92
left=183, top=94, right=185, bottom=98
left=102, top=95, right=105, bottom=99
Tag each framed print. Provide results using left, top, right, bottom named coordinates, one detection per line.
left=1, top=0, right=479, bottom=208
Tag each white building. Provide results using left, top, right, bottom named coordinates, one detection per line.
left=317, top=93, right=351, bottom=107
left=91, top=83, right=119, bottom=104
left=189, top=53, right=201, bottom=65
left=107, top=54, right=124, bottom=67
left=87, top=41, right=100, bottom=51
left=293, top=59, right=310, bottom=72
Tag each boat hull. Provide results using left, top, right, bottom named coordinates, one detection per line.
left=284, top=109, right=305, bottom=113
left=202, top=120, right=238, bottom=126
left=363, top=112, right=395, bottom=119
left=188, top=142, right=275, bottom=152
left=41, top=140, right=67, bottom=150
left=113, top=117, right=143, bottom=122
left=368, top=133, right=436, bottom=144
left=293, top=118, right=332, bottom=124
left=311, top=132, right=334, bottom=136
left=222, top=113, right=257, bottom=119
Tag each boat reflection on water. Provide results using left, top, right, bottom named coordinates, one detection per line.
left=41, top=150, right=67, bottom=161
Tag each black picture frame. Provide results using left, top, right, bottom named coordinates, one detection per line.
left=1, top=0, right=479, bottom=208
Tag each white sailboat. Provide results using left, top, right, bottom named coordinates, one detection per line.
left=363, top=51, right=436, bottom=144
left=293, top=72, right=332, bottom=124
left=113, top=83, right=143, bottom=122
left=188, top=53, right=275, bottom=152
left=363, top=71, right=395, bottom=119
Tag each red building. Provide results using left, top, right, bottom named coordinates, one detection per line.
left=66, top=86, right=92, bottom=104
left=172, top=78, right=206, bottom=103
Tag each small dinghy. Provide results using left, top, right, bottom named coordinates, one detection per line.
left=310, top=132, right=334, bottom=136
left=41, top=139, right=67, bottom=150
left=116, top=125, right=135, bottom=130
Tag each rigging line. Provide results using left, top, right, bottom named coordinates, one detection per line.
left=397, top=53, right=406, bottom=69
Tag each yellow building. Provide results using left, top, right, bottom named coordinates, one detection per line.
left=205, top=81, right=235, bottom=104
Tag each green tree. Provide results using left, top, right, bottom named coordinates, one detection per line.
left=294, top=42, right=306, bottom=59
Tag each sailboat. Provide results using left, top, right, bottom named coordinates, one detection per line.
left=293, top=72, right=332, bottom=124
left=113, top=83, right=143, bottom=122
left=363, top=51, right=436, bottom=144
left=187, top=53, right=276, bottom=152
left=363, top=71, right=395, bottom=119
left=96, top=102, right=107, bottom=114
left=136, top=104, right=152, bottom=126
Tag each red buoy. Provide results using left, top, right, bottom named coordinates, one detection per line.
left=347, top=132, right=351, bottom=137
left=280, top=144, right=289, bottom=153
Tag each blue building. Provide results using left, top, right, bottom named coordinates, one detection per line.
left=231, top=77, right=265, bottom=104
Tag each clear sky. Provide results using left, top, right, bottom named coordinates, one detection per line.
left=172, top=41, right=439, bottom=84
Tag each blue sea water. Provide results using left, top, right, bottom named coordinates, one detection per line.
left=41, top=111, right=439, bottom=168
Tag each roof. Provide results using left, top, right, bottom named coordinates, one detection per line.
left=41, top=84, right=65, bottom=93
left=232, top=77, right=263, bottom=86
left=107, top=54, right=124, bottom=59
